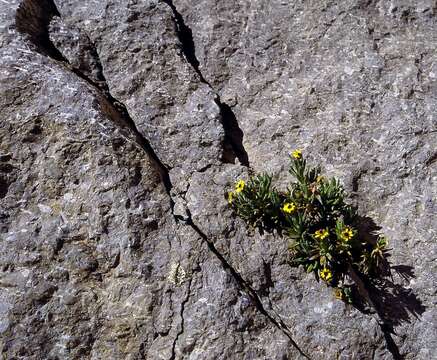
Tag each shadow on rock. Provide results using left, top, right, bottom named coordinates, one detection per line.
left=217, top=100, right=250, bottom=167
left=349, top=216, right=426, bottom=360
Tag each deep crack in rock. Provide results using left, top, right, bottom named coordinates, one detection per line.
left=15, top=0, right=66, bottom=61
left=161, top=0, right=207, bottom=85
left=215, top=97, right=250, bottom=167
left=16, top=1, right=305, bottom=357
left=16, top=0, right=178, bottom=220
left=161, top=0, right=250, bottom=167
left=184, top=210, right=310, bottom=359
left=16, top=0, right=309, bottom=359
left=156, top=2, right=309, bottom=354
left=6, top=0, right=436, bottom=358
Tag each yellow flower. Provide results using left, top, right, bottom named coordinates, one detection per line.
left=316, top=175, right=325, bottom=183
left=314, top=228, right=329, bottom=240
left=282, top=202, right=296, bottom=214
left=228, top=191, right=234, bottom=204
left=291, top=149, right=302, bottom=159
left=320, top=268, right=333, bottom=282
left=235, top=180, right=245, bottom=193
left=340, top=227, right=354, bottom=242
left=334, top=288, right=343, bottom=300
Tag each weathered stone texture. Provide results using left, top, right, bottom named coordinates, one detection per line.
left=0, top=0, right=436, bottom=359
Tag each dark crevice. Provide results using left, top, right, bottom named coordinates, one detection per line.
left=15, top=0, right=67, bottom=62
left=0, top=177, right=9, bottom=199
left=215, top=98, right=250, bottom=167
left=259, top=259, right=274, bottom=297
left=161, top=0, right=208, bottom=85
left=16, top=0, right=303, bottom=356
left=48, top=16, right=109, bottom=91
left=161, top=0, right=250, bottom=167
left=184, top=210, right=310, bottom=359
left=197, top=163, right=213, bottom=173
left=170, top=277, right=192, bottom=360
left=15, top=0, right=178, bottom=219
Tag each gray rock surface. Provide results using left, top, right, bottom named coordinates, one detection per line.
left=1, top=0, right=436, bottom=359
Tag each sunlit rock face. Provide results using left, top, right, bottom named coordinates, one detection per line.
left=0, top=0, right=435, bottom=359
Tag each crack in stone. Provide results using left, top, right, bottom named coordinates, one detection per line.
left=184, top=210, right=310, bottom=359
left=161, top=0, right=250, bottom=167
left=15, top=1, right=307, bottom=357
left=214, top=97, right=250, bottom=167
left=156, top=2, right=310, bottom=355
left=161, top=0, right=207, bottom=85
left=170, top=277, right=192, bottom=360
left=15, top=0, right=66, bottom=62
left=156, top=4, right=403, bottom=356
left=15, top=0, right=179, bottom=220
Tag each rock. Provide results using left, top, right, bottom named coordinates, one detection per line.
left=0, top=0, right=436, bottom=359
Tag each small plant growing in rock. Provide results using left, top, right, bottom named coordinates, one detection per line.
left=228, top=150, right=389, bottom=303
